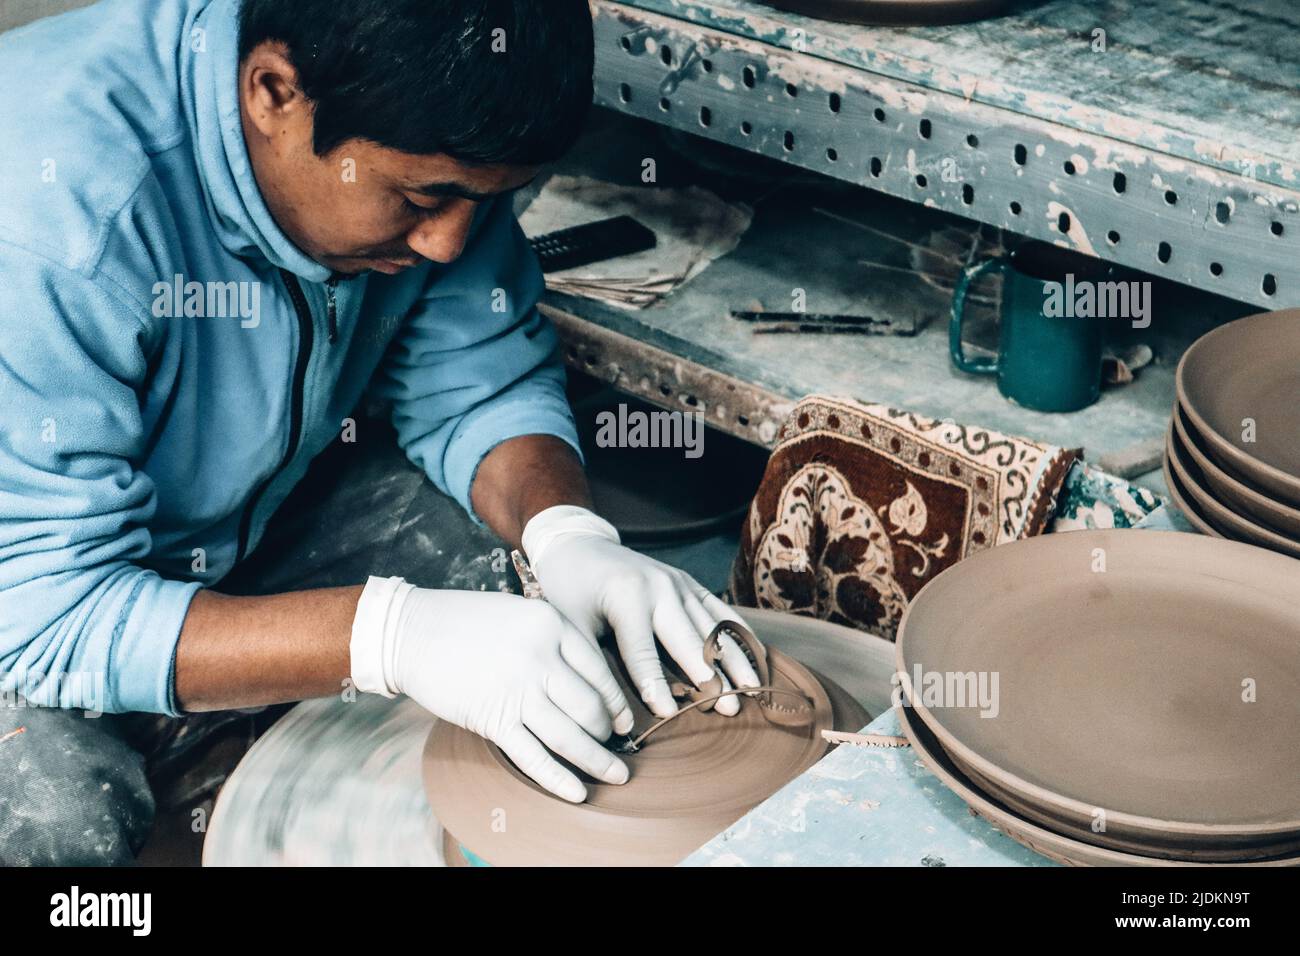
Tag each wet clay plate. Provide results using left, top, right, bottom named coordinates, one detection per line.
left=896, top=702, right=1300, bottom=867
left=952, top=742, right=1300, bottom=862
left=1166, top=425, right=1300, bottom=560
left=1162, top=449, right=1224, bottom=540
left=425, top=649, right=867, bottom=867
left=1177, top=309, right=1300, bottom=508
left=1173, top=402, right=1300, bottom=540
left=896, top=530, right=1300, bottom=852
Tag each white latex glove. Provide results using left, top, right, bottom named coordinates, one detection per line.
left=522, top=505, right=761, bottom=718
left=351, top=576, right=634, bottom=803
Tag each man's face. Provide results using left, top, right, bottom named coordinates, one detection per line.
left=240, top=42, right=539, bottom=276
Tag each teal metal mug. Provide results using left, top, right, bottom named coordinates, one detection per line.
left=949, top=245, right=1107, bottom=413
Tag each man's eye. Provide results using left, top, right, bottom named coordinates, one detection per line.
left=402, top=197, right=441, bottom=215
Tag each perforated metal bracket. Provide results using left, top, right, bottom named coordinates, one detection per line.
left=541, top=303, right=796, bottom=448
left=591, top=1, right=1299, bottom=309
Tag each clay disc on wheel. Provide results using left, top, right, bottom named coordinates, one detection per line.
left=424, top=649, right=865, bottom=866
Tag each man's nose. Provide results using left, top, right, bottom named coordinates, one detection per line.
left=405, top=200, right=477, bottom=264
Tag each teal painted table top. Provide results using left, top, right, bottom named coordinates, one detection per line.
left=683, top=706, right=1055, bottom=866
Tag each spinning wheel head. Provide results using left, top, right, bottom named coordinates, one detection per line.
left=424, top=644, right=867, bottom=867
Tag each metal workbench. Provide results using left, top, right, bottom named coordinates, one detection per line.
left=591, top=0, right=1298, bottom=308
left=539, top=0, right=1295, bottom=478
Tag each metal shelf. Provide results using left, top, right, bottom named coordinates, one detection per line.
left=591, top=0, right=1299, bottom=309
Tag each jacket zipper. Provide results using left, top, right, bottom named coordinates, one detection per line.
left=325, top=275, right=339, bottom=344
left=234, top=269, right=316, bottom=563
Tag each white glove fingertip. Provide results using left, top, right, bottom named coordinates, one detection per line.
left=558, top=627, right=634, bottom=735
left=613, top=706, right=635, bottom=736
left=718, top=636, right=762, bottom=690
left=651, top=599, right=717, bottom=690
left=556, top=778, right=588, bottom=803
left=641, top=678, right=678, bottom=718
left=498, top=725, right=587, bottom=804
left=714, top=674, right=740, bottom=717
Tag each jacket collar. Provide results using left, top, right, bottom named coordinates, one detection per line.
left=179, top=0, right=331, bottom=283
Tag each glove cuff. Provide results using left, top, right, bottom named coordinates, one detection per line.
left=521, top=504, right=620, bottom=569
left=350, top=575, right=416, bottom=698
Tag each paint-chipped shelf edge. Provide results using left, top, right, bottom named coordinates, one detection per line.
left=544, top=301, right=796, bottom=448
left=591, top=0, right=1300, bottom=310
left=546, top=297, right=1172, bottom=491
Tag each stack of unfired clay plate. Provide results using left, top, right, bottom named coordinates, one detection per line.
left=1164, top=309, right=1300, bottom=558
left=895, top=529, right=1300, bottom=866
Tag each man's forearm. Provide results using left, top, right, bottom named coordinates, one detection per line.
left=470, top=433, right=593, bottom=549
left=173, top=434, right=586, bottom=712
left=174, top=586, right=361, bottom=711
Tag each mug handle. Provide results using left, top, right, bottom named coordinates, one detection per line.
left=949, top=257, right=1006, bottom=375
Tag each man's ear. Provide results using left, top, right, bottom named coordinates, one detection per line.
left=240, top=40, right=310, bottom=140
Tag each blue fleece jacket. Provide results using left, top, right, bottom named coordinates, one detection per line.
left=0, top=0, right=581, bottom=714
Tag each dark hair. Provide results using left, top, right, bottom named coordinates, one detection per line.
left=238, top=0, right=594, bottom=164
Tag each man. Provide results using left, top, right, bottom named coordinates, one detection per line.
left=0, top=0, right=758, bottom=865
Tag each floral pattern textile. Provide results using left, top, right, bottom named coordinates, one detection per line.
left=730, top=396, right=1079, bottom=640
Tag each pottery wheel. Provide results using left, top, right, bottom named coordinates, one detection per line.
left=205, top=608, right=894, bottom=866
left=426, top=647, right=865, bottom=867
